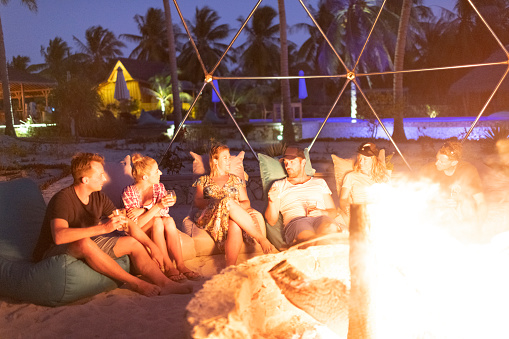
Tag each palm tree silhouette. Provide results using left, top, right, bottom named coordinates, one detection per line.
left=0, top=0, right=37, bottom=136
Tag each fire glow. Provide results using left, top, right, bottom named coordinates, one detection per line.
left=364, top=180, right=509, bottom=339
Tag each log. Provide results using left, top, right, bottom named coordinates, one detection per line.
left=348, top=204, right=374, bottom=339
left=269, top=259, right=348, bottom=335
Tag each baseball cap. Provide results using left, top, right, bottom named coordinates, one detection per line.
left=357, top=142, right=379, bottom=157
left=280, top=146, right=305, bottom=161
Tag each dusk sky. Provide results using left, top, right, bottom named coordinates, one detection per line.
left=1, top=0, right=455, bottom=66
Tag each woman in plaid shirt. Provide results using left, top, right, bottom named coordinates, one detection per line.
left=122, top=154, right=201, bottom=281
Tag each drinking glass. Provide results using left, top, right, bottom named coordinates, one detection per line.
left=166, top=189, right=177, bottom=203
left=113, top=208, right=128, bottom=231
left=306, top=201, right=317, bottom=216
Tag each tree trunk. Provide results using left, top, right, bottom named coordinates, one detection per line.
left=0, top=14, right=16, bottom=137
left=163, top=0, right=182, bottom=127
left=277, top=0, right=295, bottom=144
left=392, top=0, right=411, bottom=142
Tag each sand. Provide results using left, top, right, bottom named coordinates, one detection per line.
left=1, top=135, right=509, bottom=338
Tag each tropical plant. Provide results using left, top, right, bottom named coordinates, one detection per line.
left=73, top=25, right=125, bottom=83
left=49, top=77, right=112, bottom=137
left=147, top=75, right=192, bottom=119
left=0, top=0, right=37, bottom=136
left=178, top=6, right=233, bottom=84
left=121, top=8, right=170, bottom=62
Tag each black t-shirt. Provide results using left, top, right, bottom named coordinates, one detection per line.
left=420, top=161, right=482, bottom=198
left=32, top=186, right=116, bottom=262
left=420, top=161, right=483, bottom=220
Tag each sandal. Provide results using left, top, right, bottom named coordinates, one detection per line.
left=182, top=270, right=202, bottom=281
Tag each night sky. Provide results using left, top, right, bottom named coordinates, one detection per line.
left=1, top=0, right=454, bottom=65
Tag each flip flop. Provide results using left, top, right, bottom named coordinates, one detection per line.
left=182, top=271, right=202, bottom=281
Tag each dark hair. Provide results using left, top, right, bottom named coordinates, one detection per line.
left=438, top=141, right=462, bottom=161
left=71, top=153, right=104, bottom=184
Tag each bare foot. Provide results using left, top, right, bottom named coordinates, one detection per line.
left=259, top=238, right=277, bottom=254
left=177, top=264, right=202, bottom=281
left=130, top=280, right=161, bottom=297
left=165, top=267, right=186, bottom=282
left=160, top=281, right=193, bottom=295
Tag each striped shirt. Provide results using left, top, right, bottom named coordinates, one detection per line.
left=272, top=177, right=332, bottom=227
left=342, top=171, right=375, bottom=204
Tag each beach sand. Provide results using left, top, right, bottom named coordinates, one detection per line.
left=2, top=136, right=509, bottom=338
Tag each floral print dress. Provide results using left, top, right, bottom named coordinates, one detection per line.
left=192, top=174, right=256, bottom=252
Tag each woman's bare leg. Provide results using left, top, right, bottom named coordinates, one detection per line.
left=151, top=218, right=181, bottom=279
left=161, top=217, right=198, bottom=277
left=227, top=200, right=275, bottom=254
left=225, top=220, right=243, bottom=266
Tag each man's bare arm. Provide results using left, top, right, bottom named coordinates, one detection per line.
left=51, top=217, right=120, bottom=245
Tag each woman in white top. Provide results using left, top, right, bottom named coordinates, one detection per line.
left=339, top=142, right=390, bottom=225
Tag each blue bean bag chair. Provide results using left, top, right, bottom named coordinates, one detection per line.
left=0, top=178, right=130, bottom=307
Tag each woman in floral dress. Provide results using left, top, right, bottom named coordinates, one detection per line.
left=192, top=144, right=275, bottom=266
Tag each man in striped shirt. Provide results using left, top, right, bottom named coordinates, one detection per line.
left=265, top=146, right=342, bottom=245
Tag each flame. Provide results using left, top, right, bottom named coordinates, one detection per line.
left=363, top=179, right=509, bottom=339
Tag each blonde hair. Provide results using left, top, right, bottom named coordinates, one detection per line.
left=131, top=153, right=157, bottom=182
left=71, top=153, right=104, bottom=185
left=353, top=142, right=389, bottom=183
left=209, top=143, right=229, bottom=177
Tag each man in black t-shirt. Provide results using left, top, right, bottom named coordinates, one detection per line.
left=32, top=153, right=192, bottom=296
left=420, top=141, right=487, bottom=229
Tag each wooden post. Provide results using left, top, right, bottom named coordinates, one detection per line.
left=348, top=204, right=374, bottom=339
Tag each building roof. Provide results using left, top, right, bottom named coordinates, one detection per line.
left=0, top=67, right=57, bottom=98
left=105, top=58, right=195, bottom=91
left=449, top=47, right=509, bottom=94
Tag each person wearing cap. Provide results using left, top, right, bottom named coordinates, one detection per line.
left=339, top=142, right=390, bottom=226
left=420, top=140, right=486, bottom=228
left=265, top=145, right=341, bottom=245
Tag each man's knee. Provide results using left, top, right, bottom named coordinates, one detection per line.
left=67, top=238, right=97, bottom=258
left=316, top=222, right=341, bottom=235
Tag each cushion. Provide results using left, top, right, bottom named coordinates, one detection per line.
left=331, top=154, right=355, bottom=199
left=190, top=151, right=248, bottom=181
left=258, top=148, right=315, bottom=250
left=0, top=178, right=130, bottom=306
left=182, top=210, right=264, bottom=257
left=102, top=155, right=133, bottom=208
left=0, top=254, right=129, bottom=307
left=258, top=148, right=315, bottom=198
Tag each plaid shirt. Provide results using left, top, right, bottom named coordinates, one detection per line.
left=122, top=183, right=170, bottom=220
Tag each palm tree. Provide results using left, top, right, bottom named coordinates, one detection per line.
left=121, top=8, right=168, bottom=62
left=0, top=0, right=37, bottom=137
left=8, top=55, right=30, bottom=71
left=162, top=0, right=182, bottom=127
left=293, top=0, right=334, bottom=72
left=392, top=0, right=412, bottom=141
left=178, top=6, right=232, bottom=84
left=37, top=37, right=72, bottom=83
left=237, top=6, right=280, bottom=76
left=277, top=0, right=295, bottom=143
left=73, top=25, right=125, bottom=83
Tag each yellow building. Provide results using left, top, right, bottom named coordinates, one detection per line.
left=98, top=58, right=194, bottom=117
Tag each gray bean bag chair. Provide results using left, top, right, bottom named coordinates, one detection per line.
left=0, top=178, right=130, bottom=307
